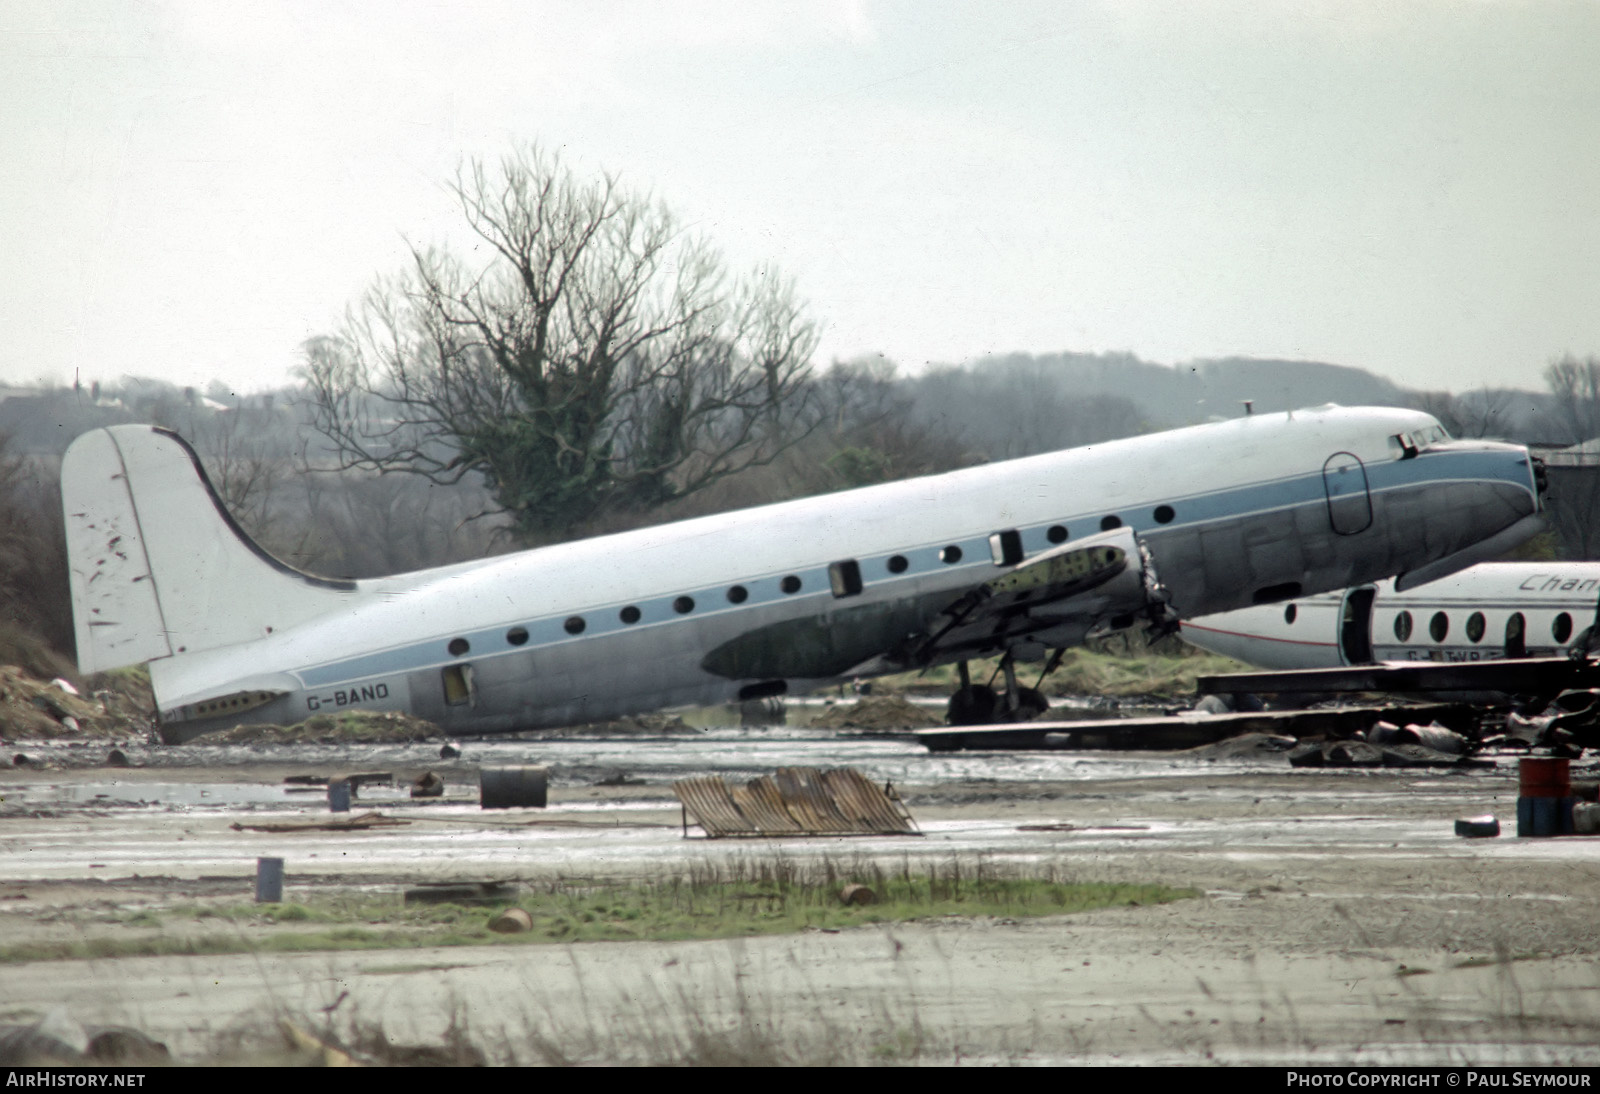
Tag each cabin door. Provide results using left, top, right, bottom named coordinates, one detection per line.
left=1339, top=585, right=1376, bottom=665
left=1323, top=452, right=1373, bottom=535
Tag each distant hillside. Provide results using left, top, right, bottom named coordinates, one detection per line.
left=909, top=351, right=1553, bottom=460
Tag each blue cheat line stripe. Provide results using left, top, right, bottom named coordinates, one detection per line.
left=296, top=448, right=1533, bottom=689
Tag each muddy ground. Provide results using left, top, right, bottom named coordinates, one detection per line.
left=2, top=721, right=1599, bottom=1066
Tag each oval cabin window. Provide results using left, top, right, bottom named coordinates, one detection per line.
left=1554, top=612, right=1574, bottom=643
left=1429, top=612, right=1449, bottom=642
left=1394, top=611, right=1413, bottom=642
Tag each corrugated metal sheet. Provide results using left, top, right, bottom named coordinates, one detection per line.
left=672, top=766, right=919, bottom=838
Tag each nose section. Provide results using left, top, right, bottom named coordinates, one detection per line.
left=1456, top=438, right=1546, bottom=515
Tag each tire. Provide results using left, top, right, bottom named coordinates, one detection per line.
left=947, top=685, right=998, bottom=726
left=1008, top=686, right=1050, bottom=721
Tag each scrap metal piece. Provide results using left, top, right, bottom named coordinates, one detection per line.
left=672, top=766, right=918, bottom=838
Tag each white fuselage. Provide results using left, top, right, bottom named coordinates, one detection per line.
left=1181, top=562, right=1600, bottom=669
left=123, top=405, right=1540, bottom=738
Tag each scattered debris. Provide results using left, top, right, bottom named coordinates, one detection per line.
left=403, top=881, right=518, bottom=906
left=673, top=767, right=919, bottom=838
left=1367, top=721, right=1468, bottom=755
left=1183, top=732, right=1298, bottom=759
left=1455, top=815, right=1500, bottom=838
left=1289, top=737, right=1489, bottom=769
left=593, top=769, right=643, bottom=787
left=488, top=907, right=533, bottom=933
left=0, top=665, right=148, bottom=741
left=480, top=766, right=548, bottom=809
left=230, top=811, right=409, bottom=833
left=839, top=883, right=877, bottom=906
left=345, top=772, right=394, bottom=790
left=279, top=1021, right=358, bottom=1067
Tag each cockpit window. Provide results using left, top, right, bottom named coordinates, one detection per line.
left=1389, top=423, right=1451, bottom=459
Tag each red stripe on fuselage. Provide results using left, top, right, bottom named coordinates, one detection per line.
left=1180, top=622, right=1339, bottom=648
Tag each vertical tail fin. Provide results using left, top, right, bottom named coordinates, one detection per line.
left=62, top=425, right=359, bottom=674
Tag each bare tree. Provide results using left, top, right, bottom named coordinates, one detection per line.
left=1410, top=387, right=1517, bottom=440
left=1543, top=354, right=1600, bottom=444
left=302, top=144, right=821, bottom=542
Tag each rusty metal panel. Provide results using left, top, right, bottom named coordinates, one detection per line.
left=775, top=767, right=853, bottom=832
left=672, top=777, right=756, bottom=837
left=731, top=779, right=804, bottom=834
left=672, top=767, right=918, bottom=838
left=821, top=768, right=918, bottom=834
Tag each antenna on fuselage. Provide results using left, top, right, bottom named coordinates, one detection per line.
left=1242, top=400, right=1254, bottom=416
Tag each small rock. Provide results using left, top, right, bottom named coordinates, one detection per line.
left=411, top=771, right=444, bottom=798
left=439, top=743, right=461, bottom=759
left=105, top=749, right=128, bottom=768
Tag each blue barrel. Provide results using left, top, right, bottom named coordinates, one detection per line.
left=1517, top=796, right=1562, bottom=838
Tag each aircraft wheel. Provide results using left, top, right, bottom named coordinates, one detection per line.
left=947, top=685, right=998, bottom=726
left=1009, top=686, right=1051, bottom=721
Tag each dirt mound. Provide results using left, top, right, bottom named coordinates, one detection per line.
left=0, top=665, right=153, bottom=741
left=810, top=696, right=933, bottom=730
left=201, top=710, right=442, bottom=744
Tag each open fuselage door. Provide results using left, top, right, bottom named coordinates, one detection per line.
left=1338, top=585, right=1376, bottom=665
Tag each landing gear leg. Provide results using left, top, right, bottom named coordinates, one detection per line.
left=998, top=651, right=1050, bottom=722
left=946, top=660, right=998, bottom=726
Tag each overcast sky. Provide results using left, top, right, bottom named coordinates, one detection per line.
left=3, top=0, right=1597, bottom=396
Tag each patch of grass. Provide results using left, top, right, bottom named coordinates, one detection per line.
left=874, top=648, right=1248, bottom=700
left=0, top=859, right=1196, bottom=964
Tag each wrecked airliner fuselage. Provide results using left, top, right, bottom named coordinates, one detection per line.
left=61, top=406, right=1543, bottom=741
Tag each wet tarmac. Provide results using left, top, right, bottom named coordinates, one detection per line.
left=4, top=727, right=1599, bottom=1065
left=0, top=727, right=1587, bottom=881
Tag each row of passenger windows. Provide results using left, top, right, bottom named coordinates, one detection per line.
left=441, top=507, right=1182, bottom=658
left=1391, top=610, right=1575, bottom=645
